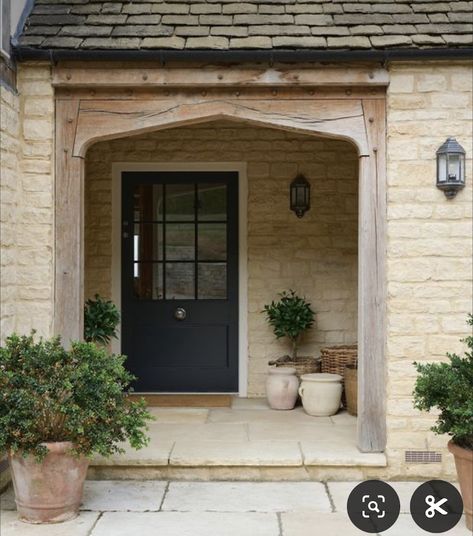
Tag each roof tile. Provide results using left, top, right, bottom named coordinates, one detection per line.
left=18, top=0, right=473, bottom=52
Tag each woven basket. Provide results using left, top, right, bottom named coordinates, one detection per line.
left=269, top=355, right=321, bottom=379
left=320, top=345, right=358, bottom=378
left=320, top=345, right=358, bottom=407
left=344, top=364, right=358, bottom=416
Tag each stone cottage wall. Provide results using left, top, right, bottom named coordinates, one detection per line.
left=84, top=123, right=359, bottom=396
left=0, top=64, right=55, bottom=339
left=0, top=82, right=20, bottom=340
left=11, top=64, right=55, bottom=337
left=385, top=61, right=473, bottom=479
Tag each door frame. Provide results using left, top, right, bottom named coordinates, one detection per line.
left=111, top=162, right=249, bottom=396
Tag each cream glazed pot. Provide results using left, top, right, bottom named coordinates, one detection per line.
left=299, top=373, right=343, bottom=416
left=266, top=367, right=299, bottom=410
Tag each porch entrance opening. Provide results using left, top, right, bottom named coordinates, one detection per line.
left=121, top=171, right=239, bottom=393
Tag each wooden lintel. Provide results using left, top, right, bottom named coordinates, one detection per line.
left=52, top=64, right=389, bottom=88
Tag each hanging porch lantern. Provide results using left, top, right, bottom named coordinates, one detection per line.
left=290, top=174, right=310, bottom=218
left=436, top=137, right=466, bottom=199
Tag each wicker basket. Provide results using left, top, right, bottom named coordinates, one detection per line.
left=320, top=345, right=358, bottom=407
left=269, top=355, right=321, bottom=379
left=344, top=364, right=358, bottom=416
left=320, top=345, right=358, bottom=377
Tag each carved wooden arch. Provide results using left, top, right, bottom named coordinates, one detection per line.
left=72, top=97, right=370, bottom=157
left=55, top=87, right=386, bottom=453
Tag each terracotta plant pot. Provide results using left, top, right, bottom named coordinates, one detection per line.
left=9, top=442, right=89, bottom=524
left=266, top=367, right=299, bottom=410
left=448, top=440, right=473, bottom=530
left=344, top=365, right=358, bottom=416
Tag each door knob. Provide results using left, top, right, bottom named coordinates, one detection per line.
left=174, top=307, right=186, bottom=321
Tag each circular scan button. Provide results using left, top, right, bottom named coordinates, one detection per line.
left=410, top=480, right=463, bottom=533
left=347, top=480, right=401, bottom=533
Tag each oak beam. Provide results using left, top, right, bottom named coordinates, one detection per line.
left=53, top=64, right=389, bottom=88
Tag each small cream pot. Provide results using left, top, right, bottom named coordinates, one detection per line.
left=298, top=373, right=343, bottom=416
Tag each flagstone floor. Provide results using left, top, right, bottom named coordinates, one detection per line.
left=89, top=398, right=386, bottom=480
left=1, top=480, right=470, bottom=536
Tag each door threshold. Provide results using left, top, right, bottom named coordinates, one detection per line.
left=128, top=394, right=234, bottom=407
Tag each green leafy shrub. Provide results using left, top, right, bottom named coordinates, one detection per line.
left=413, top=314, right=473, bottom=451
left=263, top=290, right=315, bottom=359
left=0, top=333, right=152, bottom=461
left=84, top=294, right=120, bottom=345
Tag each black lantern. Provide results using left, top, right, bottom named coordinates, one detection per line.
left=290, top=174, right=310, bottom=218
left=436, top=137, right=466, bottom=199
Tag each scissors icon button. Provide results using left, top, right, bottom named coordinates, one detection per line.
left=425, top=495, right=448, bottom=518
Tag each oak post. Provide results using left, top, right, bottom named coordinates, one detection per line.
left=55, top=99, right=84, bottom=345
left=357, top=99, right=387, bottom=452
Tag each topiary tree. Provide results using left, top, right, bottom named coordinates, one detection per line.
left=84, top=294, right=120, bottom=346
left=0, top=332, right=152, bottom=461
left=263, top=290, right=315, bottom=360
left=413, top=314, right=473, bottom=451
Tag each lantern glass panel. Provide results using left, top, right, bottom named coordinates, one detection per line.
left=437, top=154, right=447, bottom=183
left=447, top=154, right=460, bottom=182
left=460, top=157, right=465, bottom=184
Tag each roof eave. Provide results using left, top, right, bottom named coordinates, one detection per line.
left=13, top=46, right=473, bottom=64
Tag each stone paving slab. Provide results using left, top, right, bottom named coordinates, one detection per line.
left=248, top=422, right=356, bottom=442
left=170, top=440, right=303, bottom=466
left=301, top=442, right=387, bottom=467
left=330, top=411, right=358, bottom=426
left=91, top=435, right=174, bottom=466
left=149, top=423, right=248, bottom=442
left=91, top=511, right=279, bottom=536
left=281, top=511, right=367, bottom=536
left=0, top=511, right=100, bottom=536
left=231, top=397, right=270, bottom=410
left=148, top=408, right=209, bottom=423
left=385, top=514, right=470, bottom=536
left=162, top=481, right=331, bottom=513
left=82, top=481, right=167, bottom=512
left=209, top=407, right=332, bottom=424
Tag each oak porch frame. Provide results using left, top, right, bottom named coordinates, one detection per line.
left=54, top=64, right=387, bottom=452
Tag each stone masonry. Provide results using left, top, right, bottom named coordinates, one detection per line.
left=0, top=63, right=55, bottom=339
left=84, top=123, right=359, bottom=397
left=0, top=83, right=19, bottom=340
left=385, top=61, right=472, bottom=479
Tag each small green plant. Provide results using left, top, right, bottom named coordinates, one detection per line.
left=413, top=314, right=473, bottom=451
left=0, top=332, right=152, bottom=461
left=263, top=290, right=315, bottom=359
left=84, top=294, right=120, bottom=345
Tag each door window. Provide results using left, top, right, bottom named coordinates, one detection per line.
left=132, top=182, right=228, bottom=300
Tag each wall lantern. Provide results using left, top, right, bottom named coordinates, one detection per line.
left=290, top=174, right=310, bottom=218
left=436, top=137, right=466, bottom=199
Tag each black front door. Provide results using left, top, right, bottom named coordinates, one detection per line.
left=122, top=171, right=239, bottom=392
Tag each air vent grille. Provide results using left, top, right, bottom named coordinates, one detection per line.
left=405, top=451, right=442, bottom=464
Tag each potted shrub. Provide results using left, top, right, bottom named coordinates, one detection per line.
left=0, top=333, right=152, bottom=524
left=84, top=294, right=120, bottom=345
left=263, top=291, right=317, bottom=409
left=263, top=289, right=318, bottom=377
left=413, top=314, right=473, bottom=530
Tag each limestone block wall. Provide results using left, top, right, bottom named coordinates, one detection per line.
left=0, top=82, right=19, bottom=340
left=9, top=64, right=55, bottom=337
left=84, top=122, right=359, bottom=395
left=385, top=61, right=473, bottom=479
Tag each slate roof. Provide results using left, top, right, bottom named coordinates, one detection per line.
left=18, top=1, right=473, bottom=52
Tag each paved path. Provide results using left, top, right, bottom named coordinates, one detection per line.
left=1, top=481, right=470, bottom=535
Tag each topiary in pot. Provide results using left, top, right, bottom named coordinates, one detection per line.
left=0, top=333, right=152, bottom=524
left=263, top=290, right=318, bottom=377
left=413, top=314, right=473, bottom=530
left=84, top=294, right=120, bottom=346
